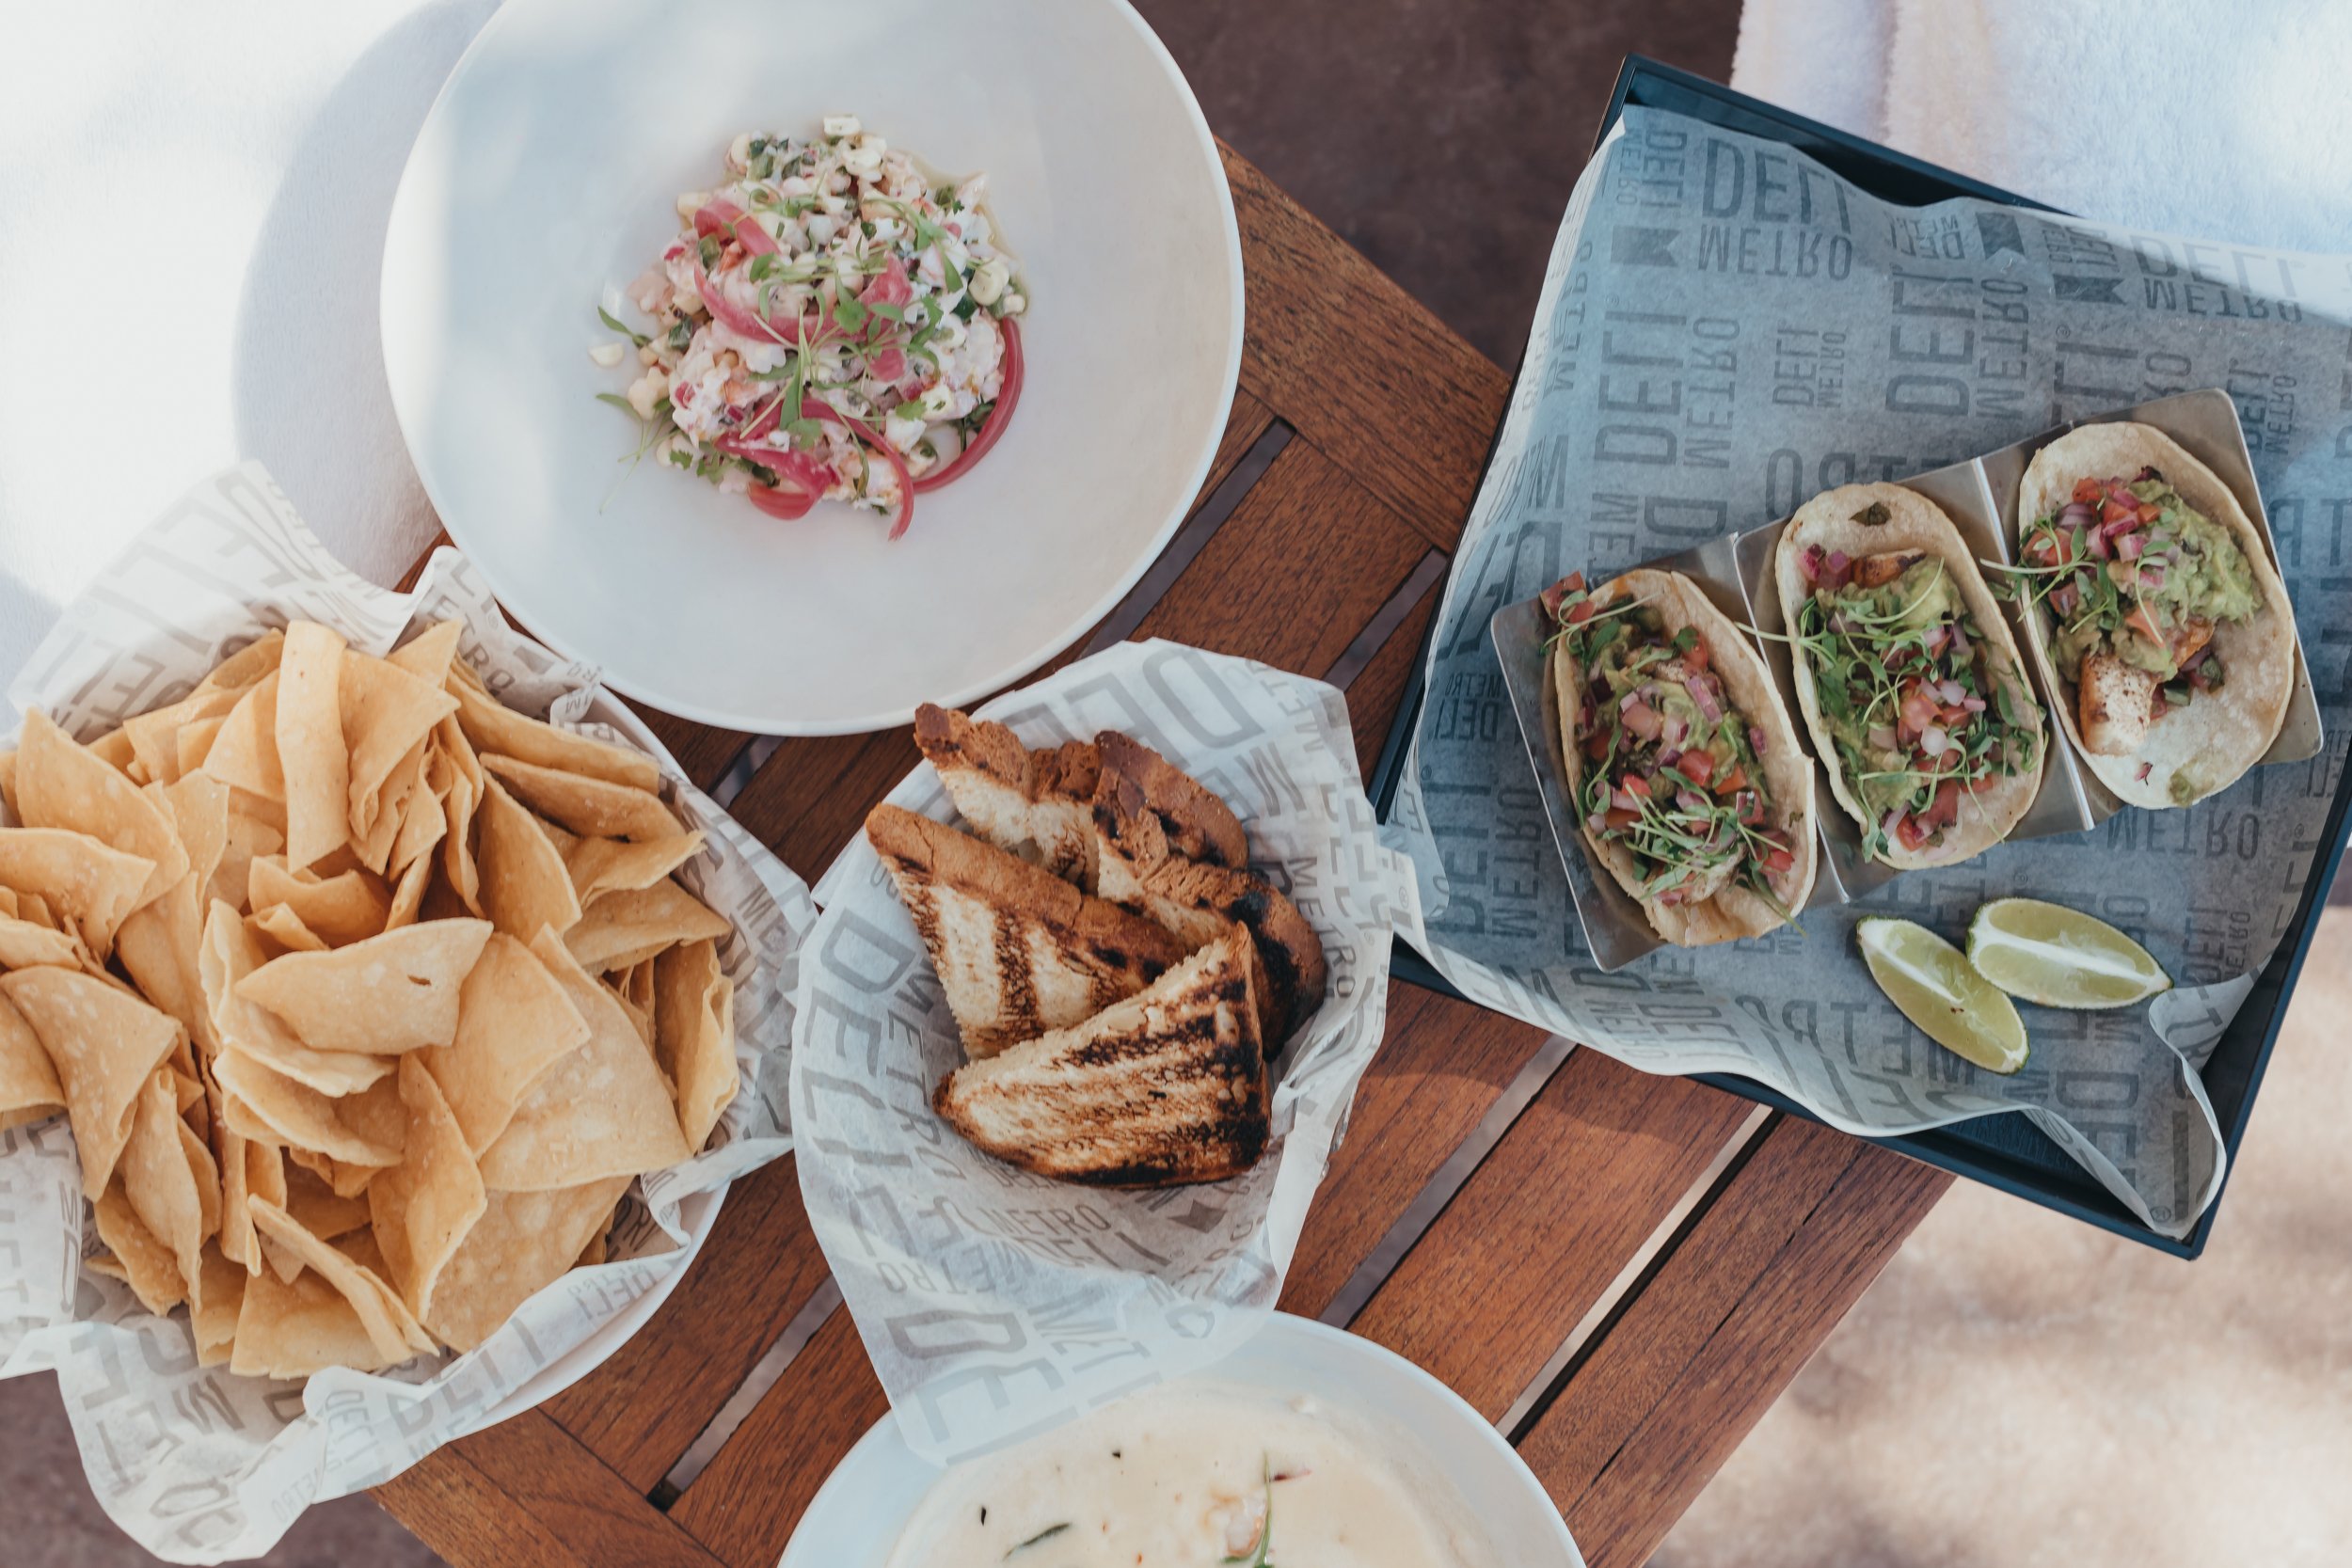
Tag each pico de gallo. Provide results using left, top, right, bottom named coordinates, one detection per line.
left=1545, top=574, right=1799, bottom=915
left=1791, top=527, right=2042, bottom=861
left=1998, top=467, right=2262, bottom=761
left=596, top=116, right=1026, bottom=538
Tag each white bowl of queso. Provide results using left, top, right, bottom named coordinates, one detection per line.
left=779, top=1312, right=1585, bottom=1567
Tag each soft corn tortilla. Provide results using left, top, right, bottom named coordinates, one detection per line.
left=2016, top=422, right=2295, bottom=808
left=1551, top=568, right=1818, bottom=946
left=1776, top=483, right=2048, bottom=868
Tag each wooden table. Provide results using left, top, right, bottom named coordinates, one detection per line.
left=377, top=146, right=1951, bottom=1568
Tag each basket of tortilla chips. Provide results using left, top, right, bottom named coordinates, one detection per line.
left=0, top=465, right=810, bottom=1563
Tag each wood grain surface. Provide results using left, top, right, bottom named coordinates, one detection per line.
left=372, top=142, right=1942, bottom=1568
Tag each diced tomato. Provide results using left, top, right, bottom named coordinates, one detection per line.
left=1673, top=751, right=1715, bottom=787
left=2124, top=600, right=2166, bottom=646
left=1894, top=813, right=1930, bottom=850
left=1565, top=598, right=1597, bottom=626
left=1714, top=763, right=1747, bottom=796
left=1622, top=772, right=1653, bottom=800
left=1923, top=780, right=1960, bottom=829
left=2137, top=503, right=2160, bottom=524
left=1762, top=842, right=1795, bottom=876
left=1899, top=685, right=1940, bottom=735
left=2073, top=478, right=2104, bottom=505
left=1682, top=637, right=1711, bottom=673
left=2101, top=498, right=2137, bottom=527
left=1582, top=728, right=1609, bottom=759
left=1539, top=572, right=1587, bottom=619
left=1603, top=808, right=1639, bottom=831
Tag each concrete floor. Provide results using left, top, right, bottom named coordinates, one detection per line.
left=15, top=3, right=2349, bottom=1565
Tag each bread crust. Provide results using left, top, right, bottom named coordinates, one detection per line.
left=866, top=804, right=1190, bottom=1056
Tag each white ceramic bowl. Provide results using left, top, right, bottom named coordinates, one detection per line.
left=778, top=1311, right=1585, bottom=1567
left=382, top=0, right=1243, bottom=734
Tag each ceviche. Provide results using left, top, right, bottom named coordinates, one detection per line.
left=596, top=116, right=1027, bottom=537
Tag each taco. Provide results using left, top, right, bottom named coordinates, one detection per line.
left=1546, top=568, right=1817, bottom=946
left=2008, top=422, right=2293, bottom=808
left=1775, top=483, right=2047, bottom=867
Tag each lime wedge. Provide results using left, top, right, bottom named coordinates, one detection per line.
left=1856, top=917, right=2029, bottom=1074
left=1964, top=898, right=2172, bottom=1009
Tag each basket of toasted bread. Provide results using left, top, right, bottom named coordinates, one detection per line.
left=789, top=640, right=1411, bottom=1461
left=872, top=705, right=1329, bottom=1186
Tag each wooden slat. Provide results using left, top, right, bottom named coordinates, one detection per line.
left=665, top=1308, right=891, bottom=1568
left=538, top=1156, right=834, bottom=1489
left=1348, top=1053, right=1755, bottom=1419
left=1518, top=1125, right=1949, bottom=1568
left=378, top=1411, right=723, bottom=1568
left=1279, top=983, right=1550, bottom=1317
left=1224, top=147, right=1508, bottom=549
left=1129, top=436, right=1430, bottom=673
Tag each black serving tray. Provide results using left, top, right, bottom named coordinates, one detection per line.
left=1367, top=55, right=2352, bottom=1259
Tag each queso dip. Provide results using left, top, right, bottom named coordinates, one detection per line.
left=884, top=1379, right=1494, bottom=1567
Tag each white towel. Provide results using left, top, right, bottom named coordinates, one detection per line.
left=1733, top=0, right=2352, bottom=251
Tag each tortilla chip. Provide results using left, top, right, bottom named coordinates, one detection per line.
left=192, top=1246, right=246, bottom=1364
left=215, top=1050, right=404, bottom=1167
left=477, top=931, right=690, bottom=1190
left=576, top=1229, right=608, bottom=1268
left=14, top=712, right=190, bottom=915
left=0, top=828, right=158, bottom=960
left=200, top=672, right=285, bottom=803
left=438, top=764, right=482, bottom=918
left=123, top=687, right=246, bottom=787
left=0, top=967, right=182, bottom=1192
left=246, top=858, right=390, bottom=946
left=352, top=734, right=430, bottom=876
left=290, top=1148, right=381, bottom=1199
left=175, top=716, right=227, bottom=778
left=564, top=880, right=730, bottom=974
left=369, top=1056, right=487, bottom=1321
left=277, top=622, right=351, bottom=870
left=564, top=830, right=705, bottom=905
left=421, top=931, right=590, bottom=1154
left=182, top=1117, right=222, bottom=1242
left=479, top=753, right=676, bottom=842
left=385, top=854, right=432, bottom=932
left=121, top=1069, right=206, bottom=1304
left=235, top=919, right=491, bottom=1054
left=0, top=993, right=65, bottom=1125
left=250, top=905, right=330, bottom=954
left=0, top=914, right=82, bottom=971
left=283, top=1161, right=371, bottom=1241
left=388, top=621, right=463, bottom=687
left=113, top=774, right=231, bottom=1061
left=202, top=904, right=392, bottom=1096
left=475, top=777, right=583, bottom=942
left=197, top=629, right=286, bottom=697
left=421, top=1175, right=629, bottom=1352
left=387, top=772, right=447, bottom=879
left=655, top=940, right=737, bottom=1152
left=248, top=1197, right=431, bottom=1363
left=91, top=1182, right=186, bottom=1314
left=608, top=974, right=656, bottom=1056
left=451, top=683, right=659, bottom=792
left=342, top=651, right=459, bottom=841
left=230, top=1246, right=405, bottom=1378
left=212, top=811, right=282, bottom=913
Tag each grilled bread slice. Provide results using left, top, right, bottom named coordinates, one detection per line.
left=1092, top=730, right=1248, bottom=869
left=1093, top=777, right=1327, bottom=1042
left=866, top=804, right=1192, bottom=1057
left=913, top=705, right=1103, bottom=884
left=933, top=924, right=1269, bottom=1186
left=913, top=706, right=1250, bottom=888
